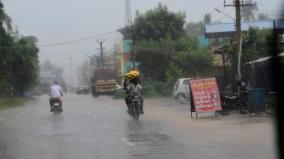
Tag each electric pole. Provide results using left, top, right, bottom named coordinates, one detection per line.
left=97, top=39, right=105, bottom=68
left=68, top=57, right=73, bottom=86
left=86, top=54, right=95, bottom=84
left=224, top=0, right=253, bottom=83
left=125, top=0, right=136, bottom=69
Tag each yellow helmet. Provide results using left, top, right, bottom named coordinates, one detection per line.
left=124, top=69, right=140, bottom=80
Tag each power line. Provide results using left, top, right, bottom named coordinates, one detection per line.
left=39, top=31, right=117, bottom=47
left=215, top=8, right=235, bottom=21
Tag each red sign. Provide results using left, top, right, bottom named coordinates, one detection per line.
left=189, top=78, right=222, bottom=112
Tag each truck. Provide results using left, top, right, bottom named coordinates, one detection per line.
left=91, top=67, right=118, bottom=97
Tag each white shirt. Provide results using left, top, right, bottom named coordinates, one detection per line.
left=49, top=84, right=63, bottom=97
left=127, top=83, right=142, bottom=95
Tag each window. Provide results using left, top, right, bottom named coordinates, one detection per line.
left=182, top=79, right=190, bottom=86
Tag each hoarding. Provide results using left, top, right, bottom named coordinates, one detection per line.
left=190, top=78, right=222, bottom=112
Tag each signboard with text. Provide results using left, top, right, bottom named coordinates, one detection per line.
left=189, top=78, right=222, bottom=112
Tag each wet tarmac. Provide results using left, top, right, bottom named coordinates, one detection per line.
left=0, top=94, right=276, bottom=159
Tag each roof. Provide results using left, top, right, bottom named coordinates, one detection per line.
left=205, top=19, right=284, bottom=38
left=247, top=52, right=284, bottom=64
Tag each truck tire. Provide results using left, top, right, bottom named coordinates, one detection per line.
left=91, top=86, right=98, bottom=97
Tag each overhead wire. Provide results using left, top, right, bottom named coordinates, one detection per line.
left=39, top=31, right=119, bottom=47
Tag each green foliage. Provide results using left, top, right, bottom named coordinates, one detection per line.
left=166, top=49, right=214, bottom=84
left=0, top=97, right=33, bottom=110
left=224, top=27, right=278, bottom=82
left=185, top=21, right=204, bottom=37
left=113, top=88, right=125, bottom=99
left=133, top=3, right=186, bottom=42
left=203, top=13, right=211, bottom=24
left=132, top=3, right=215, bottom=97
left=242, top=28, right=272, bottom=63
left=0, top=0, right=12, bottom=31
left=0, top=2, right=39, bottom=97
left=226, top=28, right=274, bottom=65
left=143, top=80, right=172, bottom=97
left=258, top=13, right=270, bottom=20
left=136, top=35, right=199, bottom=81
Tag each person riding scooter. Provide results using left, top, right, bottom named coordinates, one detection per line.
left=123, top=69, right=144, bottom=114
left=49, top=81, right=64, bottom=112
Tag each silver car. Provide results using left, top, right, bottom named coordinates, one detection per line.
left=172, top=78, right=191, bottom=103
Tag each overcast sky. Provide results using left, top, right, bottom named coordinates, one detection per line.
left=2, top=0, right=283, bottom=85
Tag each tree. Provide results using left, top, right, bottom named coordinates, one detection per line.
left=258, top=13, right=270, bottom=20
left=133, top=4, right=189, bottom=81
left=0, top=0, right=12, bottom=31
left=203, top=13, right=211, bottom=24
left=133, top=3, right=185, bottom=42
left=11, top=36, right=39, bottom=96
left=185, top=21, right=204, bottom=37
left=224, top=28, right=277, bottom=82
left=78, top=60, right=91, bottom=86
left=0, top=2, right=39, bottom=97
left=166, top=49, right=214, bottom=83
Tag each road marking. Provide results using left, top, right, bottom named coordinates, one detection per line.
left=120, top=137, right=135, bottom=147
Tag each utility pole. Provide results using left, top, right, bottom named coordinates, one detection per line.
left=97, top=39, right=105, bottom=68
left=224, top=0, right=253, bottom=83
left=125, top=0, right=136, bottom=69
left=68, top=57, right=73, bottom=86
left=9, top=48, right=13, bottom=97
left=86, top=54, right=95, bottom=84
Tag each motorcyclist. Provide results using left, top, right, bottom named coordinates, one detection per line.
left=123, top=69, right=144, bottom=114
left=49, top=81, right=64, bottom=112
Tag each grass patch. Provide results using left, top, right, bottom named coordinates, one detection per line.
left=0, top=97, right=33, bottom=111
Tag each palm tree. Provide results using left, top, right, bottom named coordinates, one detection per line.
left=0, top=0, right=12, bottom=31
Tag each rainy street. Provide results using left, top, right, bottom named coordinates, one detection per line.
left=0, top=94, right=276, bottom=159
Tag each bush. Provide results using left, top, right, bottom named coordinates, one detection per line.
left=113, top=80, right=172, bottom=99
left=0, top=97, right=33, bottom=110
left=143, top=80, right=172, bottom=97
left=113, top=88, right=125, bottom=99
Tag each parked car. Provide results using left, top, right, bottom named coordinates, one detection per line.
left=172, top=78, right=191, bottom=103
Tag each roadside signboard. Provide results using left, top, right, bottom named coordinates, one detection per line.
left=189, top=78, right=222, bottom=113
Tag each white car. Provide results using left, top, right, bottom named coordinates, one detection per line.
left=172, top=78, right=191, bottom=103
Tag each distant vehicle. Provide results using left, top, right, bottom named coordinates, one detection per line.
left=172, top=78, right=191, bottom=103
left=91, top=67, right=118, bottom=97
left=76, top=85, right=90, bottom=95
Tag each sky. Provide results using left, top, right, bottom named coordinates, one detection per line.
left=2, top=0, right=283, bottom=85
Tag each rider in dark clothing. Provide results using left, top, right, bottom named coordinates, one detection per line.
left=123, top=77, right=144, bottom=114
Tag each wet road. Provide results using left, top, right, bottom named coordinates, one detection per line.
left=0, top=94, right=277, bottom=159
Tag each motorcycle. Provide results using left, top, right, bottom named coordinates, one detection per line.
left=127, top=91, right=142, bottom=120
left=50, top=97, right=63, bottom=113
left=220, top=82, right=248, bottom=113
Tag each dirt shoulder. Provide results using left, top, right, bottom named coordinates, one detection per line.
left=144, top=98, right=277, bottom=156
